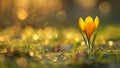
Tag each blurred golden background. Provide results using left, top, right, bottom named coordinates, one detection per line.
left=0, top=0, right=119, bottom=28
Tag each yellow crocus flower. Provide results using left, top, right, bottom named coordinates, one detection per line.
left=78, top=16, right=99, bottom=40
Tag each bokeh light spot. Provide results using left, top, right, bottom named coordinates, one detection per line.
left=56, top=10, right=67, bottom=21
left=108, top=41, right=113, bottom=48
left=99, top=1, right=111, bottom=14
left=17, top=8, right=28, bottom=20
left=75, top=0, right=97, bottom=10
left=33, top=34, right=39, bottom=40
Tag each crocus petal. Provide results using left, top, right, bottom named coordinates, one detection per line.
left=94, top=16, right=99, bottom=29
left=85, top=22, right=96, bottom=39
left=78, top=17, right=85, bottom=30
left=85, top=16, right=93, bottom=23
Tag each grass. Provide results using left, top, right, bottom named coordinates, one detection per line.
left=0, top=40, right=120, bottom=68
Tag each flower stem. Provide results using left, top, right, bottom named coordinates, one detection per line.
left=79, top=29, right=88, bottom=45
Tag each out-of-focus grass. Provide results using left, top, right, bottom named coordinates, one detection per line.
left=0, top=23, right=120, bottom=68
left=0, top=40, right=120, bottom=68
